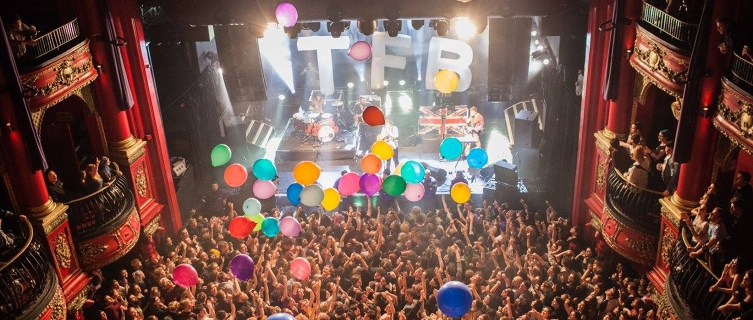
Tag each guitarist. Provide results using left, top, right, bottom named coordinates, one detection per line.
left=467, top=106, right=485, bottom=149
left=379, top=120, right=400, bottom=170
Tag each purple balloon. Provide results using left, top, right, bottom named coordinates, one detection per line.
left=279, top=216, right=301, bottom=237
left=359, top=173, right=381, bottom=196
left=275, top=2, right=298, bottom=28
left=348, top=41, right=372, bottom=61
left=229, top=254, right=255, bottom=281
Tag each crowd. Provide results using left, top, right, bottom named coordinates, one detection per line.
left=83, top=187, right=662, bottom=320
left=609, top=122, right=678, bottom=196
left=44, top=156, right=122, bottom=203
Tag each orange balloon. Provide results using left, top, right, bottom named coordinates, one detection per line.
left=362, top=106, right=385, bottom=126
left=361, top=154, right=383, bottom=174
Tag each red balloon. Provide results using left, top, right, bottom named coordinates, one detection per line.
left=362, top=106, right=385, bottom=126
left=173, top=264, right=199, bottom=287
left=229, top=217, right=257, bottom=239
left=290, top=257, right=312, bottom=280
left=224, top=163, right=248, bottom=188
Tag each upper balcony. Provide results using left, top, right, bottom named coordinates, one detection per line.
left=714, top=53, right=753, bottom=155
left=601, top=167, right=663, bottom=266
left=630, top=1, right=697, bottom=100
left=17, top=19, right=98, bottom=112
left=665, top=228, right=739, bottom=320
left=0, top=216, right=64, bottom=319
left=65, top=176, right=140, bottom=271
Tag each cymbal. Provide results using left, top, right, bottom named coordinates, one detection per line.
left=331, top=100, right=343, bottom=107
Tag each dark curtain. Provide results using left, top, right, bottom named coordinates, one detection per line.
left=602, top=0, right=624, bottom=101
left=101, top=1, right=134, bottom=110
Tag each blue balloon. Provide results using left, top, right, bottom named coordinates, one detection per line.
left=400, top=160, right=426, bottom=184
left=437, top=281, right=473, bottom=317
left=252, top=159, right=277, bottom=181
left=261, top=217, right=280, bottom=237
left=287, top=183, right=304, bottom=206
left=466, top=148, right=488, bottom=169
left=268, top=313, right=296, bottom=320
left=439, top=137, right=463, bottom=160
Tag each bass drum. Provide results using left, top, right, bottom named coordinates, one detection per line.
left=293, top=113, right=312, bottom=134
left=313, top=119, right=339, bottom=143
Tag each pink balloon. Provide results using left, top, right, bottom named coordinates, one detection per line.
left=173, top=264, right=199, bottom=287
left=404, top=183, right=425, bottom=202
left=279, top=216, right=301, bottom=237
left=290, top=257, right=311, bottom=280
left=275, top=2, right=298, bottom=28
left=338, top=172, right=361, bottom=196
left=348, top=41, right=372, bottom=61
left=253, top=180, right=277, bottom=199
left=359, top=173, right=381, bottom=196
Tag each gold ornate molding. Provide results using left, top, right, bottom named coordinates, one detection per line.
left=661, top=231, right=675, bottom=267
left=597, top=158, right=608, bottom=192
left=594, top=130, right=613, bottom=155
left=39, top=285, right=67, bottom=320
left=589, top=210, right=602, bottom=229
left=143, top=214, right=161, bottom=237
left=80, top=243, right=109, bottom=265
left=135, top=166, right=148, bottom=198
left=108, top=135, right=147, bottom=166
left=671, top=99, right=682, bottom=120
left=654, top=287, right=679, bottom=320
left=22, top=55, right=92, bottom=98
left=68, top=286, right=91, bottom=311
left=26, top=198, right=69, bottom=234
left=54, top=233, right=72, bottom=269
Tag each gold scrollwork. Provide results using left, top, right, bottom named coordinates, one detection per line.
left=625, top=237, right=656, bottom=261
left=143, top=215, right=161, bottom=237
left=135, top=166, right=147, bottom=198
left=661, top=231, right=676, bottom=267
left=635, top=42, right=684, bottom=84
left=69, top=286, right=91, bottom=310
left=80, top=243, right=109, bottom=264
left=22, top=56, right=93, bottom=97
left=597, top=158, right=608, bottom=192
left=54, top=233, right=71, bottom=269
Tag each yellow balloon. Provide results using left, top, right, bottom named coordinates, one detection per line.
left=450, top=182, right=471, bottom=204
left=371, top=140, right=394, bottom=160
left=293, top=161, right=321, bottom=185
left=394, top=162, right=405, bottom=176
left=434, top=69, right=459, bottom=94
left=321, top=188, right=341, bottom=211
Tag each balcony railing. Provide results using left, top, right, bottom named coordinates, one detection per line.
left=66, top=175, right=135, bottom=237
left=669, top=228, right=739, bottom=320
left=605, top=167, right=663, bottom=228
left=729, top=52, right=753, bottom=94
left=640, top=1, right=698, bottom=47
left=0, top=217, right=55, bottom=318
left=23, top=19, right=81, bottom=61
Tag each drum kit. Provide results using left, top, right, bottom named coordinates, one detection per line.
left=293, top=111, right=340, bottom=144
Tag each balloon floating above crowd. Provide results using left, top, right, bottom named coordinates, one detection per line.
left=466, top=147, right=488, bottom=169
left=439, top=137, right=463, bottom=160
left=337, top=172, right=360, bottom=196
left=252, top=158, right=277, bottom=181
left=293, top=161, right=321, bottom=185
left=371, top=140, right=394, bottom=160
left=229, top=216, right=256, bottom=239
left=261, top=217, right=281, bottom=237
left=362, top=106, right=385, bottom=126
left=224, top=163, right=248, bottom=188
left=300, top=184, right=325, bottom=206
left=359, top=173, right=381, bottom=196
left=404, top=183, right=425, bottom=202
left=229, top=254, right=255, bottom=281
left=279, top=216, right=301, bottom=237
left=211, top=144, right=232, bottom=167
left=382, top=175, right=407, bottom=196
left=252, top=180, right=277, bottom=199
left=348, top=41, right=372, bottom=61
left=361, top=154, right=382, bottom=174
left=434, top=69, right=460, bottom=94
left=286, top=183, right=304, bottom=206
left=243, top=198, right=262, bottom=216
left=451, top=182, right=471, bottom=204
left=173, top=264, right=199, bottom=288
left=274, top=2, right=298, bottom=28
left=400, top=160, right=425, bottom=184
left=321, top=188, right=341, bottom=211
left=268, top=313, right=296, bottom=320
left=290, top=257, right=311, bottom=280
left=437, top=281, right=473, bottom=317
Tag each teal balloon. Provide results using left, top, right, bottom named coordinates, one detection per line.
left=211, top=144, right=232, bottom=167
left=466, top=148, right=488, bottom=169
left=382, top=175, right=407, bottom=196
left=261, top=217, right=280, bottom=237
left=400, top=160, right=426, bottom=184
left=287, top=183, right=304, bottom=206
left=439, top=138, right=463, bottom=160
left=252, top=159, right=277, bottom=181
left=242, top=198, right=262, bottom=216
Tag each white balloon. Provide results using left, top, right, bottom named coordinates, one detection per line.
left=299, top=185, right=325, bottom=207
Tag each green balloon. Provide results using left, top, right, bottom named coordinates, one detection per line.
left=246, top=212, right=265, bottom=231
left=382, top=175, right=407, bottom=196
left=211, top=144, right=232, bottom=167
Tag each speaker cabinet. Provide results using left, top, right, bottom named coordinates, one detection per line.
left=487, top=18, right=532, bottom=102
left=246, top=120, right=274, bottom=148
left=493, top=160, right=518, bottom=186
left=514, top=110, right=540, bottom=148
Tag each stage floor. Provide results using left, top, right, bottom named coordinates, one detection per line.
left=275, top=119, right=358, bottom=161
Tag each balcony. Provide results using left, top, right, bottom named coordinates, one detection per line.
left=638, top=1, right=698, bottom=51
left=66, top=176, right=140, bottom=270
left=728, top=52, right=753, bottom=97
left=715, top=61, right=753, bottom=155
left=0, top=217, right=64, bottom=319
left=601, top=167, right=663, bottom=266
left=666, top=228, right=738, bottom=320
left=18, top=19, right=82, bottom=64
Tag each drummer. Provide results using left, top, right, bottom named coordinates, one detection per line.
left=309, top=92, right=325, bottom=113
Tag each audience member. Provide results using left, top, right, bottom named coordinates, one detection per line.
left=44, top=169, right=68, bottom=202
left=7, top=15, right=37, bottom=58
left=625, top=146, right=650, bottom=189
left=609, top=138, right=632, bottom=173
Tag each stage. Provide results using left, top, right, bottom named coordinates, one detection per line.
left=275, top=118, right=358, bottom=161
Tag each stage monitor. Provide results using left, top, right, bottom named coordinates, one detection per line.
left=514, top=110, right=540, bottom=148
left=493, top=160, right=518, bottom=186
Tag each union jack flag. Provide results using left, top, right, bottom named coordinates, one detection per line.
left=418, top=106, right=469, bottom=135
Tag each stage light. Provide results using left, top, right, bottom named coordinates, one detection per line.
left=534, top=39, right=540, bottom=45
left=264, top=23, right=280, bottom=37
left=383, top=80, right=389, bottom=86
left=217, top=67, right=223, bottom=74
left=284, top=23, right=301, bottom=39
left=278, top=94, right=286, bottom=100
left=537, top=45, right=544, bottom=51
left=417, top=75, right=422, bottom=81
left=430, top=19, right=449, bottom=37
left=327, top=21, right=347, bottom=38
left=347, top=82, right=355, bottom=88
left=531, top=30, right=538, bottom=37
left=360, top=77, right=365, bottom=82
left=543, top=58, right=551, bottom=65
left=411, top=19, right=425, bottom=30
left=301, top=22, right=321, bottom=32
left=452, top=17, right=476, bottom=39
left=399, top=80, right=406, bottom=86
left=385, top=20, right=402, bottom=37
left=398, top=93, right=413, bottom=110
left=358, top=19, right=377, bottom=36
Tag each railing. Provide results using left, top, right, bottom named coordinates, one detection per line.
left=730, top=52, right=753, bottom=93
left=640, top=1, right=698, bottom=46
left=66, top=175, right=135, bottom=237
left=23, top=19, right=80, bottom=60
left=605, top=167, right=663, bottom=228
left=668, top=228, right=739, bottom=320
left=0, top=217, right=54, bottom=318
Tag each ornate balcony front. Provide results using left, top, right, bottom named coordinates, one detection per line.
left=0, top=217, right=65, bottom=319
left=602, top=167, right=663, bottom=266
left=66, top=176, right=140, bottom=270
left=664, top=228, right=738, bottom=320
left=18, top=28, right=97, bottom=113
left=715, top=66, right=753, bottom=155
